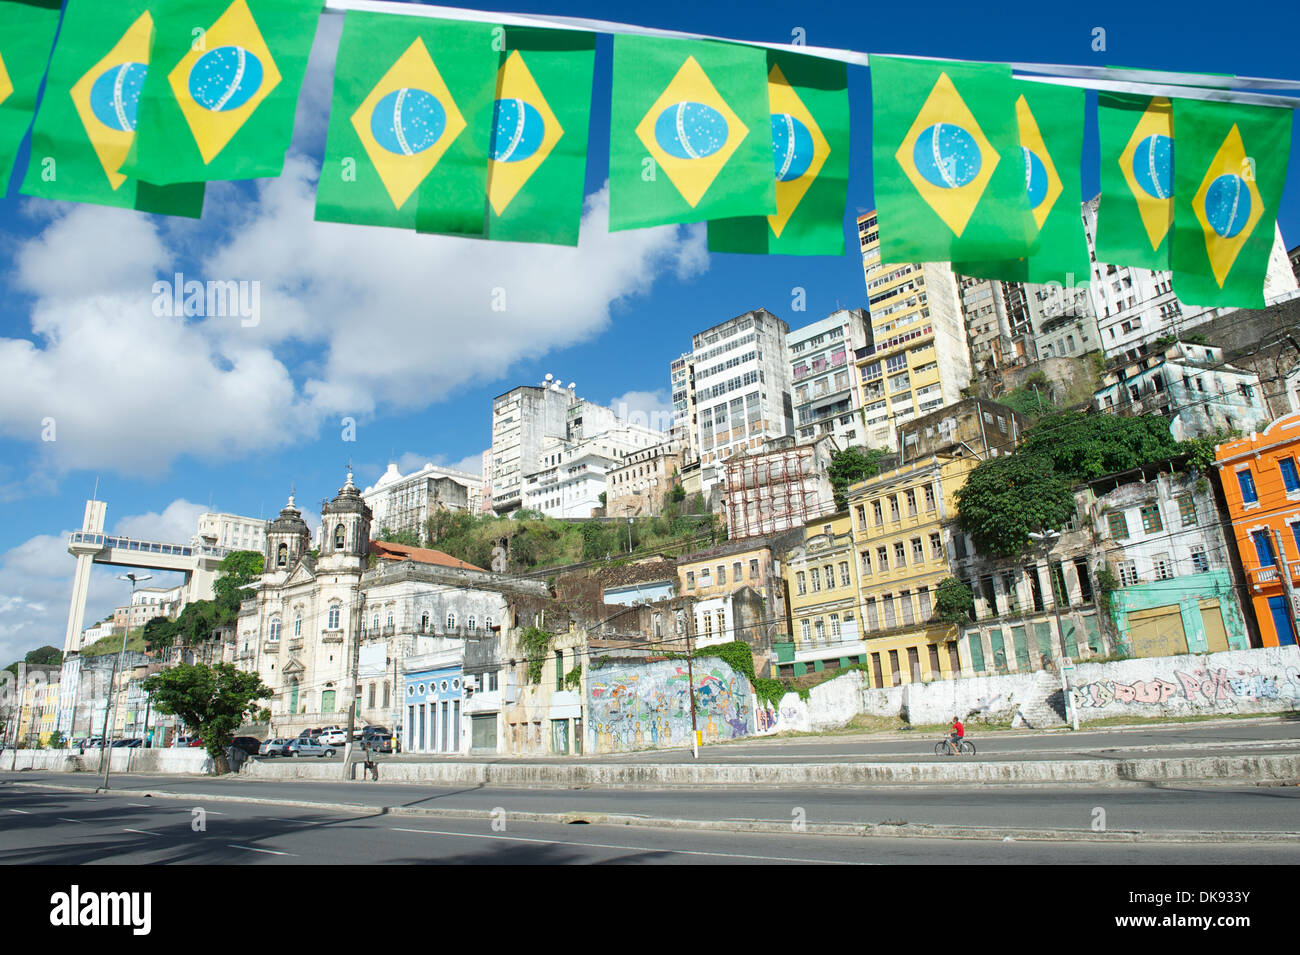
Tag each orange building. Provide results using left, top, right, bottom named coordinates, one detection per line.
left=1214, top=411, right=1300, bottom=646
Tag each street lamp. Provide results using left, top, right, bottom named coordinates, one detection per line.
left=99, top=572, right=150, bottom=791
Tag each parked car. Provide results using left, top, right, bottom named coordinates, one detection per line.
left=110, top=738, right=143, bottom=748
left=259, top=738, right=293, bottom=757
left=231, top=736, right=262, bottom=757
left=360, top=725, right=389, bottom=740
left=287, top=737, right=336, bottom=758
left=297, top=727, right=323, bottom=740
left=363, top=733, right=392, bottom=754
left=320, top=729, right=347, bottom=746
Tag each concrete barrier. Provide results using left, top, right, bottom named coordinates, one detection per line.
left=0, top=747, right=214, bottom=775
left=240, top=752, right=1300, bottom=788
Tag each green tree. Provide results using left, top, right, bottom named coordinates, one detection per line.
left=668, top=482, right=686, bottom=503
left=376, top=526, right=420, bottom=547
left=956, top=452, right=1076, bottom=557
left=933, top=577, right=975, bottom=627
left=212, top=550, right=264, bottom=615
left=142, top=616, right=177, bottom=653
left=827, top=446, right=888, bottom=511
left=1018, top=411, right=1184, bottom=482
left=24, top=646, right=62, bottom=667
left=142, top=663, right=270, bottom=774
left=581, top=521, right=608, bottom=561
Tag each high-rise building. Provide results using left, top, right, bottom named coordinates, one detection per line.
left=788, top=308, right=873, bottom=448
left=958, top=278, right=1034, bottom=373
left=193, top=512, right=267, bottom=553
left=687, top=308, right=794, bottom=494
left=522, top=424, right=665, bottom=518
left=1081, top=197, right=1299, bottom=357
left=669, top=353, right=697, bottom=463
left=855, top=211, right=971, bottom=451
left=490, top=382, right=578, bottom=513
left=362, top=461, right=485, bottom=542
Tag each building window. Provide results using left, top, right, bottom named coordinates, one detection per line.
left=929, top=532, right=943, bottom=560
left=749, top=559, right=759, bottom=579
left=687, top=572, right=695, bottom=590
left=911, top=537, right=924, bottom=564
left=733, top=561, right=742, bottom=581
left=1108, top=513, right=1130, bottom=540
left=797, top=571, right=807, bottom=595
left=839, top=562, right=851, bottom=588
left=1281, top=457, right=1300, bottom=493
left=1140, top=504, right=1163, bottom=534
left=810, top=568, right=821, bottom=592
left=860, top=550, right=872, bottom=575
left=447, top=611, right=457, bottom=630
left=872, top=500, right=883, bottom=525
left=1152, top=553, right=1174, bottom=581
left=1190, top=547, right=1209, bottom=574
left=800, top=619, right=811, bottom=642
left=1237, top=469, right=1258, bottom=505
left=923, top=485, right=936, bottom=511
left=878, top=546, right=889, bottom=571
left=467, top=615, right=477, bottom=633
left=1176, top=493, right=1197, bottom=526
left=334, top=524, right=345, bottom=550
left=328, top=604, right=340, bottom=629
left=890, top=497, right=901, bottom=521
left=717, top=565, right=726, bottom=585
left=882, top=595, right=897, bottom=628
left=814, top=618, right=825, bottom=644
left=918, top=587, right=932, bottom=620
left=268, top=616, right=281, bottom=642
left=1252, top=530, right=1276, bottom=568
left=1118, top=561, right=1139, bottom=587
left=894, top=541, right=907, bottom=567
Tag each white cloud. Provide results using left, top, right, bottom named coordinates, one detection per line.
left=111, top=499, right=207, bottom=545
left=390, top=452, right=484, bottom=477
left=607, top=388, right=675, bottom=434
left=1, top=169, right=706, bottom=478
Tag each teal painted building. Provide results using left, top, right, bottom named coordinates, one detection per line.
left=1108, top=570, right=1250, bottom=657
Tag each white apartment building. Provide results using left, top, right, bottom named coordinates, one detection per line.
left=670, top=353, right=698, bottom=463
left=522, top=424, right=665, bottom=518
left=1081, top=197, right=1298, bottom=357
left=194, top=511, right=267, bottom=553
left=1028, top=278, right=1101, bottom=361
left=491, top=381, right=576, bottom=513
left=689, top=309, right=794, bottom=495
left=789, top=308, right=872, bottom=448
left=363, top=461, right=484, bottom=543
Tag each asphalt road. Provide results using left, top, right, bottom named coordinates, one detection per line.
left=3, top=784, right=1299, bottom=864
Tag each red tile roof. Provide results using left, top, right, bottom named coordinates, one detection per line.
left=368, top=540, right=484, bottom=572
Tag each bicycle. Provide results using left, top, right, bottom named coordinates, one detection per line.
left=934, top=737, right=976, bottom=756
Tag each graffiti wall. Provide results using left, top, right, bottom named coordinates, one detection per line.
left=587, top=657, right=752, bottom=753
left=1073, top=647, right=1300, bottom=717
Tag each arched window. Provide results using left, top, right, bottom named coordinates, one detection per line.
left=467, top=615, right=476, bottom=633
left=327, top=604, right=340, bottom=630
left=386, top=611, right=394, bottom=629
left=334, top=524, right=345, bottom=550
left=484, top=616, right=493, bottom=632
left=268, top=616, right=281, bottom=642
left=446, top=611, right=457, bottom=631
left=276, top=543, right=288, bottom=567
left=371, top=615, right=379, bottom=632
left=421, top=611, right=430, bottom=632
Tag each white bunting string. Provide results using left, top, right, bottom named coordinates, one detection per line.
left=321, top=0, right=1300, bottom=107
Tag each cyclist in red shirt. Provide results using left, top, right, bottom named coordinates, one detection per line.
left=949, top=717, right=964, bottom=750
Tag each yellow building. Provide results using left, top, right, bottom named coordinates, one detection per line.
left=847, top=453, right=979, bottom=687
left=676, top=540, right=787, bottom=652
left=855, top=211, right=971, bottom=452
left=778, top=512, right=863, bottom=676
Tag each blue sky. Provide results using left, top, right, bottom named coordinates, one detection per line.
left=2, top=0, right=1298, bottom=663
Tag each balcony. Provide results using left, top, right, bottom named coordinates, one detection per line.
left=1248, top=564, right=1300, bottom=592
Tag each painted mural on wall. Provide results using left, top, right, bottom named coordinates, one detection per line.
left=1074, top=650, right=1300, bottom=716
left=587, top=657, right=752, bottom=753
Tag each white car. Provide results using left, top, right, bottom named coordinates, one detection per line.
left=320, top=728, right=347, bottom=746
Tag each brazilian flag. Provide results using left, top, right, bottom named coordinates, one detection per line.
left=609, top=35, right=775, bottom=231
left=120, top=0, right=321, bottom=184
left=707, top=51, right=849, bottom=256
left=870, top=55, right=1032, bottom=263
left=953, top=82, right=1089, bottom=284
left=1171, top=98, right=1291, bottom=308
left=20, top=0, right=205, bottom=216
left=417, top=27, right=595, bottom=245
left=315, top=12, right=497, bottom=234
left=0, top=0, right=62, bottom=195
left=1095, top=92, right=1174, bottom=270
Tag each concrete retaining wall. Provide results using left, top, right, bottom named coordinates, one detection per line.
left=757, top=671, right=883, bottom=734
left=0, top=747, right=214, bottom=774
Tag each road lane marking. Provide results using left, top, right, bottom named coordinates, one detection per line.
left=388, top=826, right=871, bottom=864
left=227, top=844, right=294, bottom=856
left=57, top=818, right=86, bottom=824
left=8, top=809, right=30, bottom=814
left=122, top=828, right=162, bottom=836
left=127, top=802, right=151, bottom=807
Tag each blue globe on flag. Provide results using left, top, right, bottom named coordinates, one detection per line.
left=188, top=45, right=264, bottom=112
left=491, top=97, right=546, bottom=163
left=770, top=113, right=814, bottom=182
left=912, top=123, right=981, bottom=189
left=1132, top=134, right=1172, bottom=200
left=1022, top=146, right=1048, bottom=209
left=370, top=88, right=447, bottom=156
left=654, top=101, right=728, bottom=160
left=1204, top=174, right=1251, bottom=238
left=89, top=62, right=147, bottom=131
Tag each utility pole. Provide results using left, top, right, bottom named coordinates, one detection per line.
left=1274, top=529, right=1300, bottom=642
left=684, top=597, right=699, bottom=760
left=342, top=593, right=363, bottom=779
left=101, top=573, right=150, bottom=790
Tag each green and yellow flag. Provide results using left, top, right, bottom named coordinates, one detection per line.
left=609, top=35, right=775, bottom=231
left=953, top=82, right=1089, bottom=284
left=1095, top=92, right=1174, bottom=270
left=120, top=0, right=320, bottom=184
left=417, top=26, right=595, bottom=245
left=0, top=0, right=62, bottom=195
left=707, top=51, right=848, bottom=256
left=315, top=12, right=496, bottom=234
left=20, top=0, right=205, bottom=216
left=870, top=55, right=1032, bottom=263
left=1171, top=98, right=1291, bottom=308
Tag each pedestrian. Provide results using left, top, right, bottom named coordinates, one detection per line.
left=363, top=740, right=377, bottom=781
left=78, top=738, right=85, bottom=757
